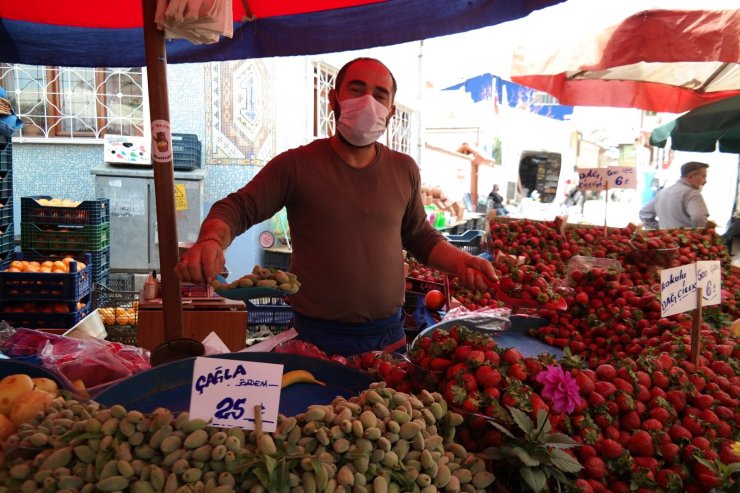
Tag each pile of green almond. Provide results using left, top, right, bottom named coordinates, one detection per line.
left=0, top=382, right=495, bottom=493
left=212, top=265, right=300, bottom=294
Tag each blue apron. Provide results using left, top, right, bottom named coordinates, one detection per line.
left=292, top=309, right=407, bottom=357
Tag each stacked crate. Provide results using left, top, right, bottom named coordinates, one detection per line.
left=0, top=252, right=92, bottom=333
left=20, top=196, right=111, bottom=291
left=0, top=137, right=14, bottom=270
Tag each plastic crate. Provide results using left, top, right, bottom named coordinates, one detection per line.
left=21, top=222, right=110, bottom=252
left=21, top=196, right=109, bottom=226
left=0, top=137, right=10, bottom=169
left=0, top=253, right=91, bottom=301
left=446, top=230, right=485, bottom=255
left=172, top=133, right=202, bottom=170
left=23, top=248, right=110, bottom=288
left=246, top=297, right=293, bottom=333
left=0, top=197, right=12, bottom=226
left=0, top=170, right=12, bottom=199
left=0, top=294, right=92, bottom=330
left=94, top=284, right=138, bottom=344
left=263, top=249, right=291, bottom=271
left=0, top=222, right=14, bottom=254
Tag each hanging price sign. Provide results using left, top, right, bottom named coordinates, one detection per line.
left=606, top=166, right=636, bottom=189
left=660, top=264, right=698, bottom=317
left=577, top=168, right=606, bottom=191
left=189, top=358, right=283, bottom=431
left=696, top=260, right=721, bottom=307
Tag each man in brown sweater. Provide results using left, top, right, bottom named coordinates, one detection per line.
left=177, top=57, right=497, bottom=356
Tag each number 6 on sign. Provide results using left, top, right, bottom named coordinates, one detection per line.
left=190, top=358, right=283, bottom=432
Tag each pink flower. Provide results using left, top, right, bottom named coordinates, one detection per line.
left=535, top=365, right=582, bottom=414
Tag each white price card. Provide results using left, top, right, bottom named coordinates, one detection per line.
left=189, top=357, right=283, bottom=431
left=696, top=260, right=721, bottom=307
left=607, top=166, right=637, bottom=189
left=577, top=168, right=606, bottom=191
left=660, top=264, right=698, bottom=317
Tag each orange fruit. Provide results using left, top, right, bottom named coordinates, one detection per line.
left=10, top=260, right=23, bottom=270
left=51, top=261, right=67, bottom=272
left=29, top=261, right=40, bottom=268
left=6, top=267, right=20, bottom=272
left=41, top=261, right=53, bottom=268
left=39, top=267, right=52, bottom=273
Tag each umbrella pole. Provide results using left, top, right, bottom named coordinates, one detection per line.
left=142, top=0, right=185, bottom=343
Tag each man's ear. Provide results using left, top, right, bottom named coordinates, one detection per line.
left=387, top=104, right=396, bottom=122
left=329, top=88, right=337, bottom=112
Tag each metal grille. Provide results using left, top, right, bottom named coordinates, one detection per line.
left=0, top=64, right=145, bottom=139
left=387, top=103, right=412, bottom=154
left=313, top=62, right=336, bottom=139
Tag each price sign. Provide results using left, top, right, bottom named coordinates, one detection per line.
left=660, top=264, right=698, bottom=317
left=190, top=358, right=283, bottom=431
left=577, top=168, right=606, bottom=191
left=696, top=260, right=721, bottom=307
left=606, top=166, right=636, bottom=189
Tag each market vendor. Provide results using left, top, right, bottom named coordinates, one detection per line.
left=176, top=57, right=497, bottom=357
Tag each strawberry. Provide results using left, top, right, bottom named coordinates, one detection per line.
left=595, top=363, right=616, bottom=381
left=466, top=350, right=485, bottom=367
left=642, top=418, right=663, bottom=431
left=692, top=393, right=715, bottom=410
left=583, top=456, right=606, bottom=479
left=507, top=362, right=527, bottom=381
left=655, top=468, right=683, bottom=491
left=648, top=406, right=672, bottom=425
left=502, top=347, right=522, bottom=364
left=572, top=478, right=594, bottom=493
left=594, top=380, right=617, bottom=398
left=574, top=370, right=595, bottom=394
left=597, top=438, right=623, bottom=459
left=626, top=430, right=655, bottom=457
left=474, top=365, right=501, bottom=389
left=428, top=357, right=452, bottom=372
left=659, top=442, right=680, bottom=464
left=633, top=456, right=659, bottom=473
left=459, top=373, right=477, bottom=393
left=690, top=436, right=711, bottom=450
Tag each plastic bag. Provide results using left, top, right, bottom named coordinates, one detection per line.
left=0, top=328, right=63, bottom=358
left=441, top=305, right=512, bottom=331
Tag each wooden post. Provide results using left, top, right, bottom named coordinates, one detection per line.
left=603, top=189, right=608, bottom=237
left=690, top=287, right=703, bottom=364
left=254, top=404, right=263, bottom=439
left=142, top=0, right=185, bottom=343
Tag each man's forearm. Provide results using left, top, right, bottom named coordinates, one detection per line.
left=197, top=218, right=234, bottom=249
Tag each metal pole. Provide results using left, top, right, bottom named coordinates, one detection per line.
left=142, top=0, right=185, bottom=342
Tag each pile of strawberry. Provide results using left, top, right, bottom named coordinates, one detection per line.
left=396, top=321, right=740, bottom=492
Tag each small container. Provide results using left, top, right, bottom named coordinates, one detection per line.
left=143, top=271, right=156, bottom=300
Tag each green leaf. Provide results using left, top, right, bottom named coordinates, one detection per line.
left=545, top=432, right=581, bottom=448
left=520, top=467, right=548, bottom=493
left=509, top=407, right=534, bottom=434
left=549, top=448, right=583, bottom=473
left=488, top=419, right=517, bottom=439
left=727, top=462, right=740, bottom=474
left=512, top=446, right=541, bottom=467
left=535, top=410, right=551, bottom=436
left=264, top=455, right=277, bottom=475
left=253, top=467, right=269, bottom=487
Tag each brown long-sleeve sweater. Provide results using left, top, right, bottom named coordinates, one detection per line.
left=207, top=139, right=444, bottom=323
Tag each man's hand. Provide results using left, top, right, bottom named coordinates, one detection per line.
left=175, top=239, right=225, bottom=284
left=458, top=254, right=498, bottom=293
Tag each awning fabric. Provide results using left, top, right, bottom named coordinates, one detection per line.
left=0, top=0, right=565, bottom=67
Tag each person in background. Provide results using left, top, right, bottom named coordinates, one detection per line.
left=487, top=184, right=508, bottom=216
left=639, top=161, right=714, bottom=229
left=176, top=57, right=497, bottom=357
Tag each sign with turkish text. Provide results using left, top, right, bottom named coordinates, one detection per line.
left=606, top=166, right=636, bottom=189
left=577, top=168, right=606, bottom=191
left=696, top=260, right=721, bottom=307
left=660, top=264, right=697, bottom=317
left=189, top=358, right=283, bottom=431
left=174, top=184, right=188, bottom=211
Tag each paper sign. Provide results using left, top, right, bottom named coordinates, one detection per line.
left=577, top=168, right=606, bottom=191
left=606, top=166, right=637, bottom=189
left=660, top=264, right=698, bottom=317
left=696, top=260, right=722, bottom=307
left=175, top=184, right=188, bottom=211
left=190, top=357, right=283, bottom=431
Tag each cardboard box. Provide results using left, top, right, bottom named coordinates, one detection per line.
left=104, top=135, right=151, bottom=165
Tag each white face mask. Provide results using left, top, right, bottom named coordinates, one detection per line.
left=336, top=94, right=390, bottom=147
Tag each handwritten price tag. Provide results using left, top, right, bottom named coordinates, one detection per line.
left=189, top=358, right=283, bottom=431
left=577, top=168, right=606, bottom=191
left=696, top=260, right=721, bottom=307
left=660, top=264, right=697, bottom=317
left=606, top=166, right=636, bottom=189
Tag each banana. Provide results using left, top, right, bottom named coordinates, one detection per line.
left=281, top=370, right=326, bottom=389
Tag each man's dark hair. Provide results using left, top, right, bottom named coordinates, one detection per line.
left=334, top=57, right=397, bottom=102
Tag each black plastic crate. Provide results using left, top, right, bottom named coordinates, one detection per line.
left=0, top=293, right=92, bottom=330
left=0, top=196, right=13, bottom=226
left=0, top=222, right=14, bottom=254
left=263, top=249, right=291, bottom=271
left=0, top=252, right=91, bottom=302
left=246, top=297, right=293, bottom=333
left=21, top=222, right=110, bottom=252
left=21, top=196, right=109, bottom=226
left=172, top=133, right=202, bottom=170
left=23, top=248, right=109, bottom=288
left=0, top=137, right=10, bottom=169
left=446, top=230, right=485, bottom=255
left=0, top=170, right=12, bottom=199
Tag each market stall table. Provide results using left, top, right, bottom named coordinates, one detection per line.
left=137, top=292, right=247, bottom=352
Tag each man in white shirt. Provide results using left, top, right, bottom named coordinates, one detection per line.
left=639, top=162, right=711, bottom=229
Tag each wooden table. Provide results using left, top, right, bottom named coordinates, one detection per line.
left=137, top=292, right=247, bottom=351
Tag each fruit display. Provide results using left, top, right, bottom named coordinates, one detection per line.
left=33, top=198, right=81, bottom=208
left=0, top=379, right=494, bottom=493
left=212, top=265, right=300, bottom=294
left=0, top=374, right=59, bottom=441
left=98, top=304, right=138, bottom=326
left=3, top=258, right=86, bottom=274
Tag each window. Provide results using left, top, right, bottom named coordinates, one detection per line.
left=313, top=63, right=336, bottom=139
left=0, top=64, right=145, bottom=138
left=312, top=62, right=414, bottom=154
